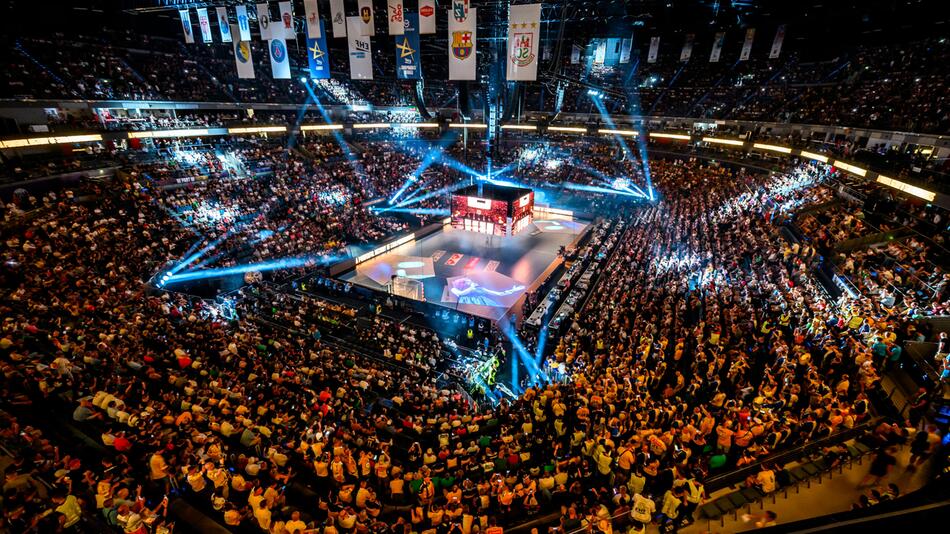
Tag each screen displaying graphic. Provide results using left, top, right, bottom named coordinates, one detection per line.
left=451, top=194, right=508, bottom=236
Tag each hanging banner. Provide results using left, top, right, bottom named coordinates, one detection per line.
left=197, top=8, right=213, bottom=43
left=740, top=28, right=755, bottom=61
left=570, top=43, right=581, bottom=64
left=388, top=1, right=405, bottom=36
left=506, top=3, right=541, bottom=81
left=770, top=25, right=786, bottom=59
left=448, top=6, right=476, bottom=80
left=709, top=31, right=725, bottom=62
left=358, top=0, right=376, bottom=36
left=419, top=0, right=436, bottom=34
left=269, top=37, right=291, bottom=79
left=680, top=33, right=694, bottom=62
left=278, top=1, right=295, bottom=40
left=179, top=9, right=195, bottom=44
left=257, top=3, right=273, bottom=41
left=619, top=38, right=633, bottom=64
left=307, top=21, right=331, bottom=79
left=329, top=0, right=346, bottom=38
left=217, top=7, right=232, bottom=43
left=395, top=13, right=420, bottom=79
left=647, top=36, right=660, bottom=63
left=347, top=16, right=373, bottom=79
left=232, top=25, right=256, bottom=79
left=236, top=6, right=252, bottom=42
left=452, top=0, right=470, bottom=23
left=594, top=40, right=607, bottom=64
left=303, top=0, right=321, bottom=38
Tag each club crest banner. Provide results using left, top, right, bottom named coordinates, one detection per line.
left=358, top=0, right=376, bottom=36
left=770, top=25, right=786, bottom=59
left=257, top=3, right=273, bottom=41
left=710, top=32, right=725, bottom=62
left=269, top=37, right=291, bottom=79
left=197, top=8, right=213, bottom=43
left=506, top=3, right=541, bottom=81
left=740, top=28, right=755, bottom=61
left=388, top=1, right=405, bottom=36
left=448, top=6, right=476, bottom=80
left=329, top=0, right=346, bottom=38
left=647, top=36, right=660, bottom=63
left=232, top=25, right=256, bottom=79
left=179, top=9, right=195, bottom=44
left=236, top=6, right=252, bottom=42
left=419, top=0, right=436, bottom=34
left=303, top=0, right=321, bottom=38
left=278, top=1, right=295, bottom=40
left=217, top=7, right=232, bottom=43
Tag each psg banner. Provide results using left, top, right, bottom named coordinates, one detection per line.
left=179, top=9, right=195, bottom=44
left=347, top=16, right=374, bottom=79
left=448, top=6, right=476, bottom=80
left=740, top=28, right=755, bottom=61
left=647, top=36, right=660, bottom=63
left=358, top=0, right=376, bottom=36
left=217, top=7, right=232, bottom=43
left=303, top=0, right=321, bottom=38
left=680, top=33, right=694, bottom=62
left=232, top=25, right=256, bottom=79
left=307, top=21, right=331, bottom=79
left=506, top=3, right=541, bottom=81
left=388, top=1, right=405, bottom=36
left=710, top=31, right=725, bottom=62
left=197, top=8, right=213, bottom=43
left=770, top=25, right=786, bottom=59
left=236, top=5, right=252, bottom=42
left=419, top=0, right=436, bottom=34
left=395, top=13, right=420, bottom=79
left=329, top=0, right=346, bottom=38
left=257, top=3, right=273, bottom=41
left=278, top=1, right=295, bottom=40
left=619, top=37, right=633, bottom=64
left=269, top=37, right=291, bottom=79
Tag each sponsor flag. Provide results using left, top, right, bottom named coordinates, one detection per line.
left=506, top=3, right=541, bottom=81
left=329, top=0, right=346, bottom=38
left=680, top=33, right=694, bottom=62
left=278, top=1, right=295, bottom=40
left=358, top=0, right=375, bottom=36
left=448, top=6, right=476, bottom=80
left=347, top=16, right=373, bottom=79
left=388, top=1, right=405, bottom=36
left=236, top=6, right=252, bottom=41
left=770, top=25, right=786, bottom=59
left=419, top=0, right=436, bottom=34
left=710, top=31, right=725, bottom=62
left=395, top=12, right=420, bottom=79
left=303, top=0, right=321, bottom=38
left=179, top=9, right=195, bottom=44
left=740, top=28, right=755, bottom=61
left=232, top=25, right=256, bottom=79
left=647, top=36, right=660, bottom=63
left=307, top=21, right=331, bottom=79
left=620, top=37, right=633, bottom=64
left=257, top=3, right=273, bottom=40
left=268, top=37, right=291, bottom=79
left=570, top=43, right=581, bottom=64
left=197, top=8, right=213, bottom=43
left=217, top=7, right=232, bottom=43
left=452, top=0, right=470, bottom=23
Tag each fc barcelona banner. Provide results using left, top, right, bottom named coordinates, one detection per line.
left=179, top=9, right=195, bottom=44
left=217, top=7, right=232, bottom=43
left=709, top=32, right=725, bottom=62
left=769, top=25, right=786, bottom=59
left=307, top=21, right=331, bottom=79
left=740, top=28, right=755, bottom=61
left=197, top=8, right=213, bottom=43
left=648, top=36, right=660, bottom=63
left=506, top=3, right=541, bottom=81
left=268, top=37, right=291, bottom=79
left=236, top=5, right=252, bottom=42
left=304, top=0, right=321, bottom=38
left=347, top=16, right=373, bottom=79
left=448, top=7, right=476, bottom=80
left=329, top=0, right=346, bottom=38
left=388, top=1, right=405, bottom=36
left=232, top=25, right=256, bottom=79
left=395, top=13, right=420, bottom=79
left=419, top=0, right=436, bottom=34
left=358, top=0, right=376, bottom=36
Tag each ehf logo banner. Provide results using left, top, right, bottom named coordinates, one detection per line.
left=740, top=28, right=755, bottom=61
left=268, top=37, right=291, bottom=79
left=358, top=0, right=376, bottom=36
left=217, top=7, right=232, bottom=43
left=303, top=0, right=321, bottom=38
left=709, top=32, right=725, bottom=62
left=770, top=25, right=786, bottom=59
left=448, top=6, right=476, bottom=80
left=395, top=12, right=420, bottom=79
left=179, top=9, right=194, bottom=44
left=647, top=36, right=660, bottom=63
left=419, top=0, right=436, bottom=34
left=236, top=6, right=252, bottom=42
left=506, top=3, right=541, bottom=81
left=347, top=16, right=374, bottom=79
left=307, top=21, right=331, bottom=80
left=329, top=0, right=346, bottom=38
left=197, top=8, right=213, bottom=43
left=256, top=3, right=273, bottom=41
left=278, top=1, right=295, bottom=40
left=232, top=25, right=256, bottom=79
left=388, top=1, right=405, bottom=36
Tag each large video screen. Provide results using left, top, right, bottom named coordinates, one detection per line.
left=451, top=194, right=508, bottom=236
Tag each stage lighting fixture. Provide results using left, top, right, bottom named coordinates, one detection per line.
left=299, top=76, right=307, bottom=83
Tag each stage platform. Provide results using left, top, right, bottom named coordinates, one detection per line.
left=337, top=217, right=590, bottom=322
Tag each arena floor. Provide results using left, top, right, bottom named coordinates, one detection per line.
left=339, top=218, right=590, bottom=321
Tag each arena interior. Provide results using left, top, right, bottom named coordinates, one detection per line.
left=2, top=1, right=950, bottom=533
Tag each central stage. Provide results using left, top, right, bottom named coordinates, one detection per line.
left=338, top=215, right=589, bottom=322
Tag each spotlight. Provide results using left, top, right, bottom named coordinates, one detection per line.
left=299, top=76, right=307, bottom=83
